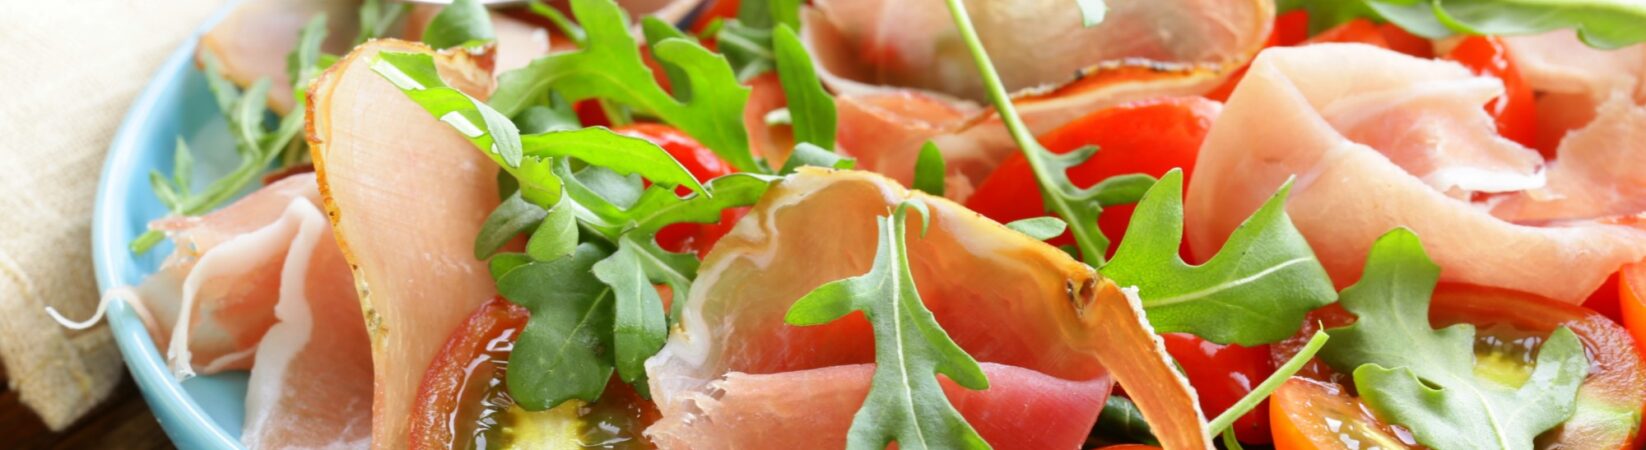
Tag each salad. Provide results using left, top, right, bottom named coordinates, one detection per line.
left=62, top=0, right=1646, bottom=448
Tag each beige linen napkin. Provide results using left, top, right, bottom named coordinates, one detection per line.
left=0, top=0, right=227, bottom=430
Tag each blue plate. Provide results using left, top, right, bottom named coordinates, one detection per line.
left=91, top=3, right=252, bottom=449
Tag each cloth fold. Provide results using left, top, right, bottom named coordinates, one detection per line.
left=0, top=0, right=227, bottom=430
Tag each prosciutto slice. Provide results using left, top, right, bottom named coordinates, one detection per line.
left=647, top=168, right=1211, bottom=449
left=1502, top=31, right=1646, bottom=152
left=76, top=173, right=374, bottom=449
left=805, top=0, right=1272, bottom=199
left=1186, top=44, right=1646, bottom=304
left=308, top=39, right=501, bottom=450
left=199, top=0, right=362, bottom=115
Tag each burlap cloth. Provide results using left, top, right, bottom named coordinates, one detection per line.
left=0, top=0, right=227, bottom=430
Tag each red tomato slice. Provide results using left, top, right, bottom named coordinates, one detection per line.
left=1619, top=264, right=1646, bottom=361
left=1307, top=19, right=1390, bottom=48
left=1161, top=334, right=1274, bottom=444
left=966, top=97, right=1218, bottom=259
left=1272, top=284, right=1646, bottom=449
left=1270, top=377, right=1420, bottom=450
left=1444, top=36, right=1539, bottom=152
left=613, top=123, right=742, bottom=257
left=409, top=297, right=530, bottom=449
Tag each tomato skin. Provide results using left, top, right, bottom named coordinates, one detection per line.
left=1273, top=10, right=1311, bottom=47
left=1273, top=285, right=1646, bottom=449
left=1307, top=19, right=1390, bottom=48
left=1269, top=377, right=1418, bottom=450
left=966, top=97, right=1218, bottom=258
left=613, top=124, right=741, bottom=257
left=1623, top=264, right=1646, bottom=361
left=409, top=297, right=530, bottom=449
left=1161, top=334, right=1274, bottom=443
left=1443, top=36, right=1539, bottom=152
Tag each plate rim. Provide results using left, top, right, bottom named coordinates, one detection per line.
left=91, top=2, right=246, bottom=449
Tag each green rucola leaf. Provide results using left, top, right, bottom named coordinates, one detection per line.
left=500, top=243, right=618, bottom=411
left=369, top=51, right=562, bottom=207
left=475, top=191, right=549, bottom=259
left=423, top=0, right=497, bottom=49
left=356, top=0, right=408, bottom=45
left=1101, top=170, right=1336, bottom=346
left=1005, top=217, right=1066, bottom=241
left=520, top=128, right=706, bottom=197
left=489, top=252, right=534, bottom=282
left=912, top=141, right=946, bottom=196
left=526, top=0, right=586, bottom=46
left=627, top=173, right=780, bottom=235
left=1321, top=228, right=1589, bottom=450
left=526, top=200, right=578, bottom=262
left=772, top=24, right=835, bottom=149
left=591, top=239, right=669, bottom=393
left=778, top=143, right=855, bottom=176
left=784, top=201, right=991, bottom=450
left=493, top=0, right=761, bottom=172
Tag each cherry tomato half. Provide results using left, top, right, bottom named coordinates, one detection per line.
left=1270, top=377, right=1420, bottom=450
left=1622, top=264, right=1646, bottom=361
left=1272, top=284, right=1646, bottom=449
left=1161, top=334, right=1274, bottom=443
left=1444, top=36, right=1539, bottom=152
left=966, top=97, right=1218, bottom=258
left=613, top=124, right=746, bottom=257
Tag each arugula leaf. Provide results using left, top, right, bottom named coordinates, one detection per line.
left=526, top=0, right=587, bottom=46
left=591, top=238, right=669, bottom=394
left=492, top=0, right=762, bottom=172
left=1093, top=396, right=1158, bottom=446
left=526, top=200, right=579, bottom=262
left=1074, top=0, right=1107, bottom=27
left=912, top=141, right=946, bottom=196
left=1005, top=217, right=1067, bottom=241
left=489, top=252, right=534, bottom=282
left=1283, top=0, right=1646, bottom=48
left=772, top=24, right=836, bottom=149
left=423, top=0, right=497, bottom=50
left=778, top=143, right=855, bottom=175
left=133, top=21, right=327, bottom=254
left=1101, top=170, right=1337, bottom=346
left=475, top=191, right=549, bottom=259
left=1208, top=329, right=1329, bottom=433
left=939, top=0, right=1155, bottom=267
left=785, top=201, right=991, bottom=450
left=521, top=128, right=706, bottom=196
left=1320, top=228, right=1589, bottom=450
left=356, top=0, right=408, bottom=45
left=499, top=243, right=618, bottom=411
left=713, top=0, right=804, bottom=79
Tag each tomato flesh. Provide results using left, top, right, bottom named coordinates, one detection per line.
left=410, top=297, right=658, bottom=449
left=613, top=123, right=742, bottom=257
left=1270, top=377, right=1420, bottom=450
left=1622, top=264, right=1646, bottom=362
left=1443, top=36, right=1539, bottom=152
left=966, top=97, right=1218, bottom=258
left=1161, top=334, right=1274, bottom=443
left=1271, top=285, right=1646, bottom=449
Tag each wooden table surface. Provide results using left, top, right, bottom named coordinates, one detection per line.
left=1, top=360, right=173, bottom=449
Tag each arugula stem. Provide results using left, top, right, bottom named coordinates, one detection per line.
left=940, top=0, right=1108, bottom=266
left=1207, top=329, right=1329, bottom=433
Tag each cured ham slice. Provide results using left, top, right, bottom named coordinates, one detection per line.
left=308, top=39, right=501, bottom=450
left=199, top=0, right=362, bottom=114
left=647, top=168, right=1210, bottom=449
left=1502, top=32, right=1646, bottom=152
left=1491, top=96, right=1646, bottom=224
left=1186, top=44, right=1646, bottom=304
left=804, top=0, right=1272, bottom=200
left=70, top=172, right=374, bottom=449
left=239, top=187, right=373, bottom=450
left=124, top=174, right=326, bottom=377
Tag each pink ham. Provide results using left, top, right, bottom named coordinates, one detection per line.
left=1502, top=31, right=1646, bottom=151
left=238, top=187, right=373, bottom=449
left=1186, top=44, right=1646, bottom=304
left=199, top=0, right=361, bottom=115
left=805, top=0, right=1272, bottom=200
left=71, top=172, right=374, bottom=448
left=647, top=168, right=1210, bottom=449
left=307, top=39, right=500, bottom=450
left=123, top=174, right=326, bottom=377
